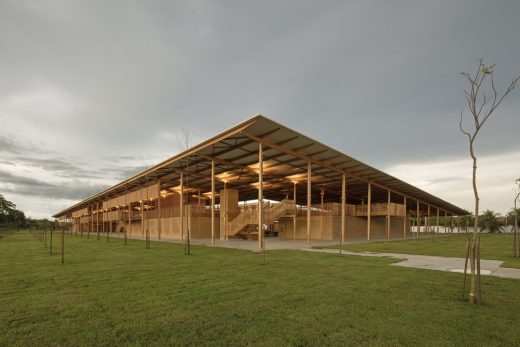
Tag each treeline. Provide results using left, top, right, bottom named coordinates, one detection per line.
left=413, top=209, right=520, bottom=232
left=0, top=194, right=55, bottom=230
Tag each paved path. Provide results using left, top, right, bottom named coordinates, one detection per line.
left=301, top=248, right=520, bottom=280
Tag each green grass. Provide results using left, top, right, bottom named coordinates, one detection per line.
left=1, top=231, right=520, bottom=346
left=329, top=234, right=520, bottom=269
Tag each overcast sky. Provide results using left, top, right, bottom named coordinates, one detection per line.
left=1, top=0, right=519, bottom=219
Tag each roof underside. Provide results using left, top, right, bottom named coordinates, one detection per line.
left=54, top=115, right=467, bottom=217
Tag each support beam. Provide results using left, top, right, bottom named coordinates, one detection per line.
left=307, top=161, right=311, bottom=245
left=211, top=160, right=215, bottom=245
left=367, top=183, right=371, bottom=241
left=258, top=143, right=264, bottom=251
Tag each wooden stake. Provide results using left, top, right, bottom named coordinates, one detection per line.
left=403, top=196, right=407, bottom=239
left=49, top=227, right=53, bottom=254
left=367, top=183, right=371, bottom=241
left=341, top=173, right=346, bottom=250
left=157, top=179, right=162, bottom=240
left=416, top=201, right=419, bottom=241
left=141, top=199, right=144, bottom=240
left=293, top=182, right=297, bottom=241
left=320, top=188, right=324, bottom=240
left=211, top=160, right=215, bottom=245
left=428, top=205, right=433, bottom=241
left=476, top=235, right=481, bottom=305
left=96, top=202, right=100, bottom=240
left=386, top=190, right=390, bottom=241
left=180, top=171, right=184, bottom=242
left=436, top=209, right=440, bottom=237
left=307, top=161, right=311, bottom=245
left=462, top=234, right=471, bottom=297
left=61, top=224, right=64, bottom=264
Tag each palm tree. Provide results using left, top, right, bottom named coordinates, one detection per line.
left=479, top=210, right=504, bottom=233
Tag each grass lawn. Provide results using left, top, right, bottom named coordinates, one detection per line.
left=1, top=231, right=520, bottom=346
left=329, top=234, right=520, bottom=269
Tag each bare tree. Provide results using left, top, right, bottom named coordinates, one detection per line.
left=459, top=59, right=519, bottom=304
left=176, top=129, right=195, bottom=255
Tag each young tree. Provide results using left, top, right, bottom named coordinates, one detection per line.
left=512, top=178, right=520, bottom=257
left=459, top=59, right=519, bottom=304
left=176, top=129, right=195, bottom=255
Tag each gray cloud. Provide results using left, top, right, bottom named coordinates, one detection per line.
left=1, top=0, right=519, bottom=217
left=0, top=170, right=108, bottom=200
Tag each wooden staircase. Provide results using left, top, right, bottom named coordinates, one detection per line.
left=225, top=200, right=295, bottom=240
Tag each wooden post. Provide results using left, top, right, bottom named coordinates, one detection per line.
left=258, top=143, right=264, bottom=252
left=416, top=201, right=420, bottom=240
left=102, top=203, right=105, bottom=238
left=444, top=210, right=448, bottom=234
left=96, top=202, right=100, bottom=240
left=403, top=196, right=407, bottom=239
left=435, top=207, right=440, bottom=235
left=386, top=190, right=391, bottom=240
left=367, top=183, right=371, bottom=241
left=428, top=205, right=432, bottom=240
left=180, top=171, right=184, bottom=241
left=61, top=224, right=64, bottom=264
left=157, top=179, right=162, bottom=240
left=341, top=173, right=346, bottom=244
left=320, top=188, right=324, bottom=240
left=211, top=160, right=215, bottom=245
left=293, top=182, right=297, bottom=240
left=49, top=226, right=53, bottom=254
left=89, top=204, right=92, bottom=239
left=141, top=200, right=144, bottom=239
left=307, top=161, right=311, bottom=245
left=126, top=191, right=130, bottom=245
left=107, top=208, right=111, bottom=242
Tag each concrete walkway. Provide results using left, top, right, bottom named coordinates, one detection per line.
left=302, top=248, right=520, bottom=280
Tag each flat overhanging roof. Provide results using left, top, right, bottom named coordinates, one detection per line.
left=53, top=114, right=467, bottom=217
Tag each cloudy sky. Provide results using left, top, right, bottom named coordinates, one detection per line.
left=1, top=0, right=519, bottom=219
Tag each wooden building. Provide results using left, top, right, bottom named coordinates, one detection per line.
left=53, top=115, right=466, bottom=247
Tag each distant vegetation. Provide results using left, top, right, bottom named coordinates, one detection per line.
left=0, top=194, right=54, bottom=231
